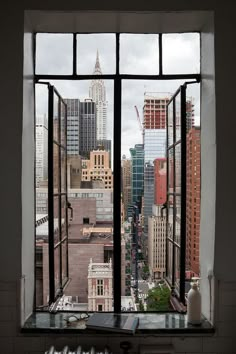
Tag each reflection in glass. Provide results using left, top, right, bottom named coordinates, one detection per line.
left=175, top=92, right=181, bottom=142
left=60, top=101, right=66, bottom=147
left=53, top=196, right=60, bottom=244
left=168, top=149, right=174, bottom=192
left=168, top=101, right=174, bottom=147
left=61, top=240, right=68, bottom=283
left=53, top=93, right=59, bottom=142
left=175, top=143, right=181, bottom=194
left=54, top=246, right=60, bottom=292
left=53, top=144, right=59, bottom=193
left=175, top=196, right=181, bottom=245
left=61, top=195, right=67, bottom=239
left=174, top=246, right=180, bottom=293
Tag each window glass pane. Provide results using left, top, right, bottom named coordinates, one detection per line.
left=174, top=246, right=181, bottom=293
left=61, top=148, right=66, bottom=193
left=175, top=195, right=181, bottom=246
left=77, top=34, right=115, bottom=74
left=54, top=245, right=60, bottom=293
left=120, top=34, right=159, bottom=74
left=61, top=195, right=67, bottom=238
left=167, top=240, right=173, bottom=286
left=167, top=194, right=174, bottom=240
left=167, top=101, right=173, bottom=147
left=168, top=148, right=174, bottom=192
left=61, top=240, right=68, bottom=285
left=175, top=143, right=181, bottom=195
left=60, top=101, right=66, bottom=148
left=36, top=34, right=73, bottom=75
left=175, top=92, right=181, bottom=142
left=53, top=93, right=59, bottom=142
left=53, top=144, right=60, bottom=193
left=163, top=33, right=200, bottom=74
left=54, top=196, right=60, bottom=244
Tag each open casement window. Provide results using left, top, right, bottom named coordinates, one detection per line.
left=47, top=84, right=69, bottom=303
left=166, top=84, right=187, bottom=305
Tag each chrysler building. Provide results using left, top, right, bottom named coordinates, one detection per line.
left=89, top=51, right=108, bottom=140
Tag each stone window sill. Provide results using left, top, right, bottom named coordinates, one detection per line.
left=22, top=312, right=214, bottom=336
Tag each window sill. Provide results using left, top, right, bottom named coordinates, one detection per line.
left=22, top=312, right=214, bottom=336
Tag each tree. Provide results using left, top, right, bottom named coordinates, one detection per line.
left=146, top=285, right=171, bottom=311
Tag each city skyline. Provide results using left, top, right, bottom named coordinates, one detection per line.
left=36, top=33, right=200, bottom=158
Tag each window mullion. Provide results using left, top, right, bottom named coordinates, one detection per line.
left=48, top=84, right=55, bottom=304
left=180, top=85, right=187, bottom=304
left=113, top=33, right=121, bottom=313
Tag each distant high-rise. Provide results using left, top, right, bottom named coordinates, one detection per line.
left=186, top=127, right=201, bottom=275
left=143, top=94, right=170, bottom=129
left=65, top=98, right=80, bottom=155
left=130, top=144, right=144, bottom=208
left=154, top=158, right=167, bottom=206
left=121, top=157, right=132, bottom=219
left=89, top=51, right=108, bottom=140
left=148, top=205, right=166, bottom=280
left=79, top=99, right=97, bottom=158
left=143, top=129, right=166, bottom=233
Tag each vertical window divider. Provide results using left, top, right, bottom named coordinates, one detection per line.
left=73, top=33, right=77, bottom=76
left=159, top=34, right=163, bottom=76
left=113, top=33, right=121, bottom=313
left=172, top=97, right=176, bottom=289
left=180, top=84, right=187, bottom=304
left=48, top=84, right=55, bottom=304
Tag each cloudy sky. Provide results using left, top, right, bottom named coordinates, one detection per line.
left=36, top=33, right=200, bottom=158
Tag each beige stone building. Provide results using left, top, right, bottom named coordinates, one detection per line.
left=148, top=205, right=166, bottom=280
left=81, top=149, right=113, bottom=189
left=88, top=259, right=113, bottom=311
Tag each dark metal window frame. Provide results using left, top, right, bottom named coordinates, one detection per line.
left=34, top=32, right=201, bottom=312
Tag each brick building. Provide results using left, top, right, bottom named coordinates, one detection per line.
left=154, top=158, right=167, bottom=206
left=186, top=127, right=201, bottom=275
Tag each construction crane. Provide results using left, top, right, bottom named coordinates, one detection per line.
left=134, top=105, right=144, bottom=144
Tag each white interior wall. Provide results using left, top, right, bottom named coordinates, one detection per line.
left=0, top=2, right=236, bottom=353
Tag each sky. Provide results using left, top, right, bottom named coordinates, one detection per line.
left=36, top=33, right=200, bottom=158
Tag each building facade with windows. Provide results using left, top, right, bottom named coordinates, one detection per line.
left=81, top=149, right=113, bottom=189
left=143, top=129, right=166, bottom=232
left=89, top=51, right=108, bottom=141
left=186, top=127, right=201, bottom=275
left=148, top=205, right=166, bottom=280
left=88, top=259, right=113, bottom=311
left=121, top=157, right=132, bottom=220
left=130, top=144, right=144, bottom=208
left=79, top=99, right=97, bottom=158
left=65, top=98, right=80, bottom=155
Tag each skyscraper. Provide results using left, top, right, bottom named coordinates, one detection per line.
left=65, top=98, right=80, bottom=155
left=130, top=144, right=144, bottom=210
left=143, top=129, right=166, bottom=233
left=121, top=156, right=132, bottom=219
left=89, top=51, right=108, bottom=140
left=79, top=99, right=97, bottom=158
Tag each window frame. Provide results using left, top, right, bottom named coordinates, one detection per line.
left=34, top=32, right=201, bottom=312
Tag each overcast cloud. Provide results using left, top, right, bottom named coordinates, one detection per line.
left=36, top=33, right=200, bottom=158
